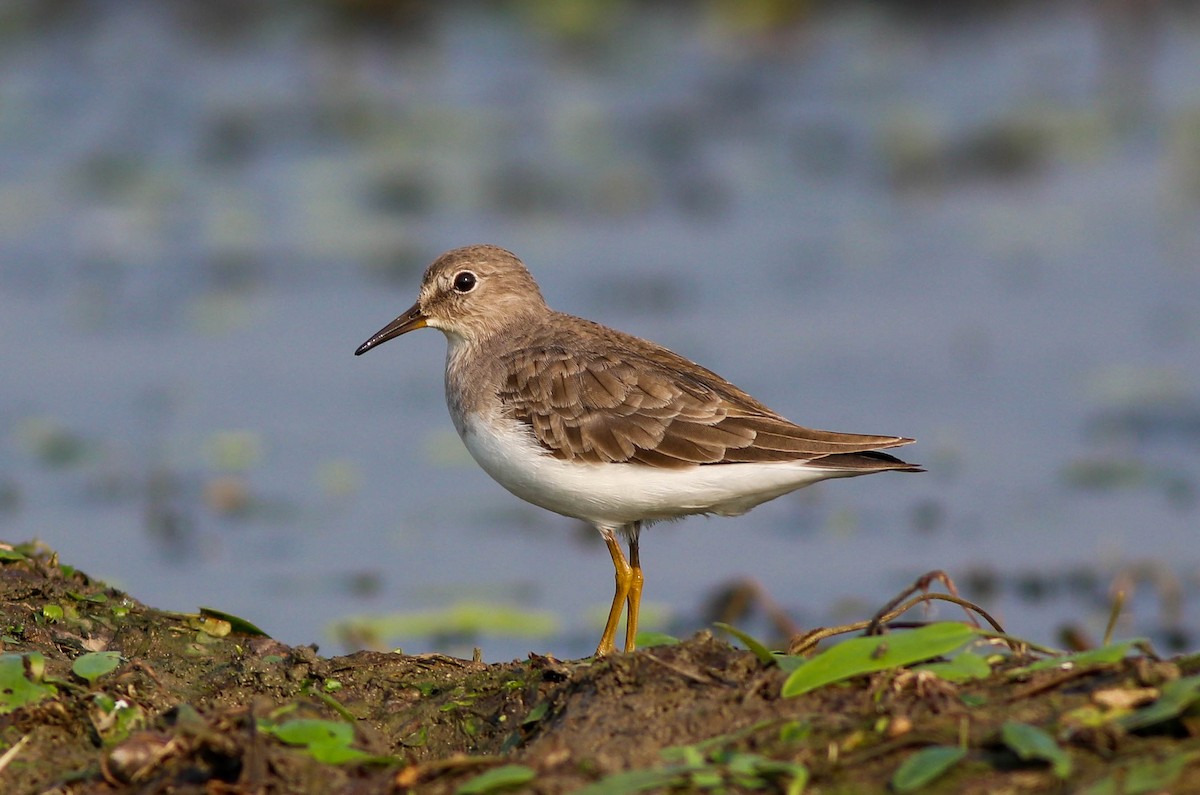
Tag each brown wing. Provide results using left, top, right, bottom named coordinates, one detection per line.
left=496, top=344, right=917, bottom=470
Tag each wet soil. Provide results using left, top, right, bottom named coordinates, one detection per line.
left=1, top=544, right=1198, bottom=794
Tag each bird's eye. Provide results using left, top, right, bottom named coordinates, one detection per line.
left=452, top=271, right=477, bottom=293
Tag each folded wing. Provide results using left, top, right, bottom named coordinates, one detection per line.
left=498, top=344, right=920, bottom=471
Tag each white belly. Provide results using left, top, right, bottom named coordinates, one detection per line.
left=456, top=411, right=850, bottom=528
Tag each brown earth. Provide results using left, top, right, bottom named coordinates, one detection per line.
left=0, top=543, right=1198, bottom=794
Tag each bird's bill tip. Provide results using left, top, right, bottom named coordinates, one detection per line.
left=355, top=303, right=427, bottom=356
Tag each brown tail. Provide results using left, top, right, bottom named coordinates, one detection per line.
left=809, top=450, right=924, bottom=472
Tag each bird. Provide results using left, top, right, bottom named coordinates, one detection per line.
left=355, top=244, right=921, bottom=657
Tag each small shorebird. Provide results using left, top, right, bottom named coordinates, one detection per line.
left=356, top=245, right=921, bottom=657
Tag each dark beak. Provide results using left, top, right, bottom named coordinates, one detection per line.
left=355, top=301, right=427, bottom=356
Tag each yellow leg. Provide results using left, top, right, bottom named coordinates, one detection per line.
left=595, top=527, right=633, bottom=657
left=624, top=530, right=643, bottom=653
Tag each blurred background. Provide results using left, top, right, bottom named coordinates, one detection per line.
left=2, top=0, right=1199, bottom=661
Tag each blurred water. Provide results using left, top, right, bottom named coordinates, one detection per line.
left=3, top=2, right=1199, bottom=660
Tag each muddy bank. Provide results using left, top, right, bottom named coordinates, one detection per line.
left=0, top=543, right=1197, bottom=794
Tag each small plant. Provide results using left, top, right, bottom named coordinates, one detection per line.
left=260, top=717, right=394, bottom=765
left=0, top=653, right=56, bottom=714
left=456, top=764, right=537, bottom=794
left=1001, top=721, right=1072, bottom=779
left=576, top=727, right=809, bottom=795
left=90, top=693, right=144, bottom=746
left=891, top=746, right=966, bottom=793
left=782, top=622, right=982, bottom=696
left=72, top=651, right=122, bottom=684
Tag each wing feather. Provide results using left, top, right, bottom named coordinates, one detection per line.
left=495, top=331, right=916, bottom=471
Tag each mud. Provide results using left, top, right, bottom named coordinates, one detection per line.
left=0, top=544, right=1197, bottom=794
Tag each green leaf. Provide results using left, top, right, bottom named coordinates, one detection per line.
left=307, top=742, right=373, bottom=764
left=660, top=744, right=704, bottom=767
left=72, top=651, right=122, bottom=684
left=1118, top=674, right=1200, bottom=731
left=41, top=605, right=63, bottom=622
left=785, top=765, right=809, bottom=795
left=724, top=751, right=760, bottom=776
left=25, top=651, right=45, bottom=681
left=573, top=767, right=689, bottom=795
left=776, top=655, right=805, bottom=673
left=198, top=607, right=270, bottom=636
left=456, top=764, right=537, bottom=794
left=714, top=623, right=776, bottom=666
left=688, top=768, right=723, bottom=788
left=1010, top=641, right=1138, bottom=676
left=891, top=746, right=966, bottom=793
left=401, top=726, right=428, bottom=747
left=264, top=718, right=381, bottom=764
left=634, top=631, right=679, bottom=648
left=1123, top=752, right=1197, bottom=793
left=782, top=623, right=979, bottom=697
left=1001, top=721, right=1072, bottom=778
left=726, top=754, right=808, bottom=788
left=754, top=759, right=809, bottom=794
left=918, top=650, right=993, bottom=683
left=522, top=701, right=549, bottom=725
left=1080, top=753, right=1199, bottom=795
left=270, top=718, right=352, bottom=746
left=0, top=548, right=27, bottom=561
left=0, top=653, right=57, bottom=713
left=66, top=590, right=107, bottom=603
